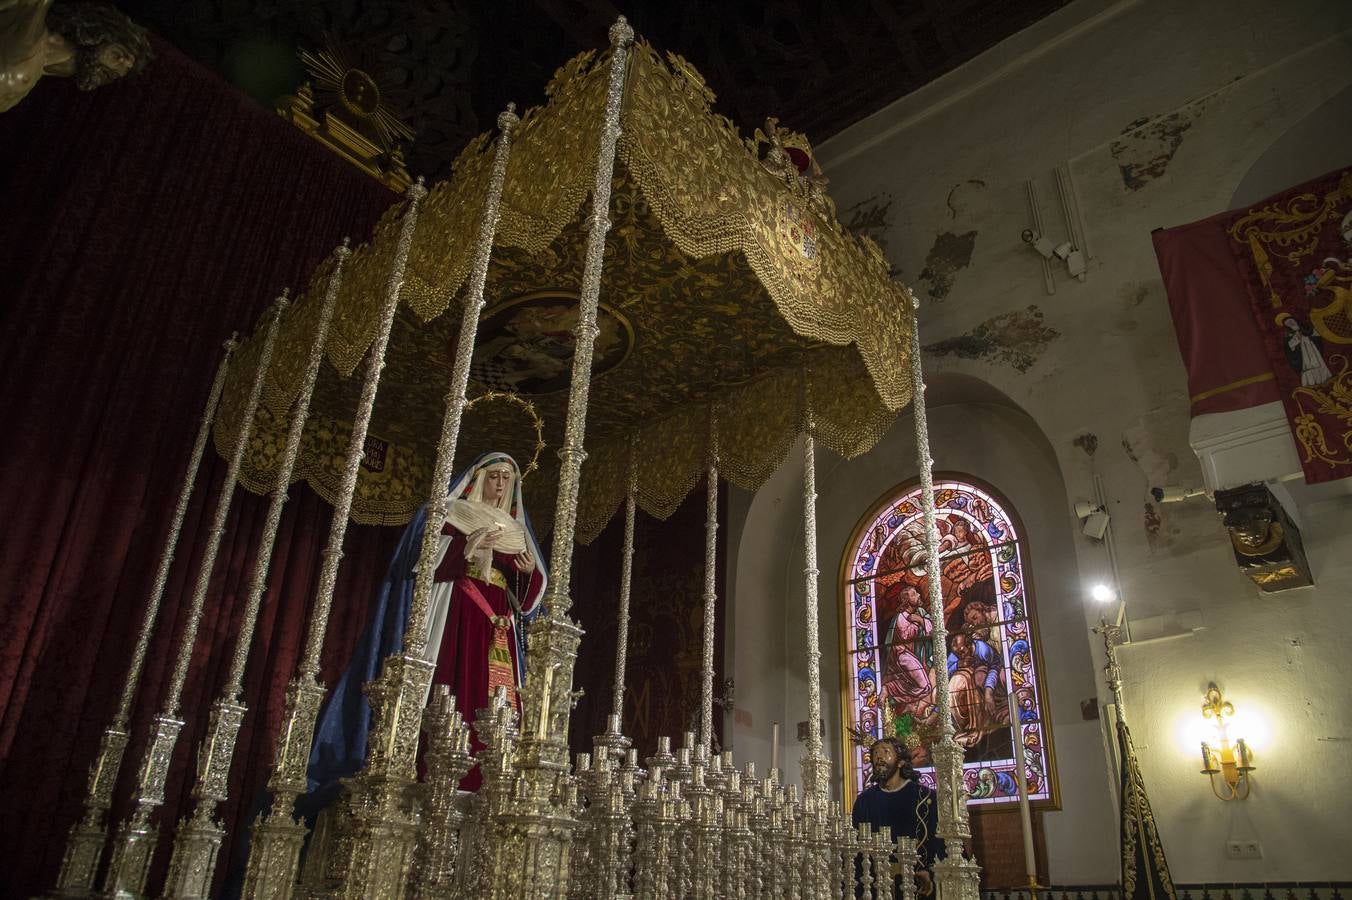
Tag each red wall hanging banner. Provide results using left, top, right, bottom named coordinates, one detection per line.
left=1227, top=168, right=1352, bottom=483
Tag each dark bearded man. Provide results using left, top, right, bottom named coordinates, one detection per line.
left=1, top=0, right=152, bottom=111
left=852, top=737, right=945, bottom=897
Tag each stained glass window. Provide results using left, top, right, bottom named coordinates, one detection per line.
left=842, top=479, right=1053, bottom=807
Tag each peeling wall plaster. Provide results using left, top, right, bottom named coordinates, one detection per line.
left=841, top=191, right=895, bottom=253
left=1110, top=96, right=1216, bottom=191
left=918, top=229, right=978, bottom=299
left=924, top=304, right=1059, bottom=371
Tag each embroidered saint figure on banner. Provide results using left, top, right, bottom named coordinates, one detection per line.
left=1277, top=313, right=1332, bottom=386
left=1228, top=168, right=1352, bottom=480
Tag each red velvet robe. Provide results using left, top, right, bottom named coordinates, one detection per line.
left=432, top=525, right=544, bottom=790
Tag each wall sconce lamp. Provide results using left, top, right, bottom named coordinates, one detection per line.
left=1198, top=683, right=1255, bottom=800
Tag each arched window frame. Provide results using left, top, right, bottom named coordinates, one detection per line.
left=838, top=473, right=1059, bottom=810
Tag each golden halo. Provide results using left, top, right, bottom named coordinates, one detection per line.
left=463, top=390, right=547, bottom=481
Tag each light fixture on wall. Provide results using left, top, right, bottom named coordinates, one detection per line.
left=1198, top=683, right=1255, bottom=800
left=1021, top=229, right=1086, bottom=277
left=1074, top=499, right=1111, bottom=540
left=1090, top=583, right=1115, bottom=604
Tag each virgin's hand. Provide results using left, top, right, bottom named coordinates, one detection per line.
left=514, top=548, right=536, bottom=573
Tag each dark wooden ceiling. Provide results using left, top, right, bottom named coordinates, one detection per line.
left=121, top=0, right=1071, bottom=180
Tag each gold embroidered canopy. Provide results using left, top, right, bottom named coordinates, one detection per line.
left=213, top=42, right=915, bottom=542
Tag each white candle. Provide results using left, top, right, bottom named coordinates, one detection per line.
left=1006, top=686, right=1037, bottom=885
left=771, top=721, right=780, bottom=772
left=536, top=663, right=558, bottom=741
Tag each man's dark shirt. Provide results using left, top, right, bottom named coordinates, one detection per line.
left=851, top=779, right=946, bottom=885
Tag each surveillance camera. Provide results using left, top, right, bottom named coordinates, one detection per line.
left=1082, top=510, right=1110, bottom=540
left=1021, top=229, right=1058, bottom=257
left=1053, top=242, right=1074, bottom=261
left=1074, top=500, right=1098, bottom=519
left=1151, top=485, right=1206, bottom=503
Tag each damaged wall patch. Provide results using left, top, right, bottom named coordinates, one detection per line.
left=924, top=304, right=1059, bottom=372
left=918, top=230, right=977, bottom=300
left=1110, top=97, right=1214, bottom=191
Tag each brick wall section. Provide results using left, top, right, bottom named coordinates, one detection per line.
left=969, top=807, right=1049, bottom=889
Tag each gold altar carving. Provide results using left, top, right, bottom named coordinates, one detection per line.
left=214, top=40, right=911, bottom=540
left=276, top=37, right=415, bottom=192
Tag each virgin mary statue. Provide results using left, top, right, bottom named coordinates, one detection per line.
left=304, top=451, right=546, bottom=802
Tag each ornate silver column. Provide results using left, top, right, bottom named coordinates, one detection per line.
left=684, top=763, right=720, bottom=898
left=698, top=417, right=720, bottom=757
left=462, top=689, right=521, bottom=899
left=579, top=442, right=640, bottom=896
left=242, top=178, right=426, bottom=900
left=594, top=438, right=639, bottom=761
left=404, top=104, right=518, bottom=661
left=101, top=295, right=287, bottom=898
left=320, top=105, right=520, bottom=900
left=632, top=770, right=681, bottom=899
left=161, top=241, right=351, bottom=898
left=798, top=391, right=830, bottom=804
left=50, top=337, right=238, bottom=898
left=904, top=290, right=980, bottom=898
left=408, top=685, right=477, bottom=897
left=486, top=18, right=633, bottom=899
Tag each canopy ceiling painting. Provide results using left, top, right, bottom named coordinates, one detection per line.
left=212, top=40, right=915, bottom=542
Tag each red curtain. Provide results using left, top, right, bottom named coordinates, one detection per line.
left=1152, top=214, right=1282, bottom=415
left=0, top=36, right=397, bottom=898
left=568, top=486, right=727, bottom=758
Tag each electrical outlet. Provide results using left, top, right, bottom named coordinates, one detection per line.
left=1225, top=841, right=1262, bottom=859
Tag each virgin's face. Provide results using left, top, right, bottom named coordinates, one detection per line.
left=483, top=467, right=512, bottom=502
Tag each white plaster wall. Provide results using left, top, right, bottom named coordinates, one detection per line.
left=733, top=386, right=1118, bottom=882
left=730, top=0, right=1352, bottom=882
left=1116, top=500, right=1352, bottom=878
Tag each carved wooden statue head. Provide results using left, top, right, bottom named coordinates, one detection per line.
left=47, top=2, right=153, bottom=90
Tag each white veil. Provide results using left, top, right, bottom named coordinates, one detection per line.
left=437, top=451, right=547, bottom=615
